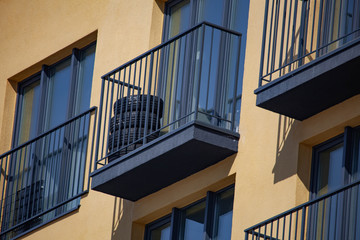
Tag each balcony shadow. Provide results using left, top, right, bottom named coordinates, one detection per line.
left=272, top=115, right=311, bottom=191
left=111, top=197, right=134, bottom=240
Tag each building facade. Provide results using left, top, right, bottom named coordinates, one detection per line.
left=0, top=0, right=359, bottom=239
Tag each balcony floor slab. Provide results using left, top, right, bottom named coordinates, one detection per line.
left=91, top=122, right=239, bottom=201
left=255, top=38, right=360, bottom=120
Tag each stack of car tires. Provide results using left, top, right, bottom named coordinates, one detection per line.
left=108, top=95, right=163, bottom=162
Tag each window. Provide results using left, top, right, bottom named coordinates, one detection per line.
left=161, top=0, right=249, bottom=132
left=310, top=126, right=360, bottom=239
left=145, top=186, right=234, bottom=240
left=1, top=42, right=96, bottom=239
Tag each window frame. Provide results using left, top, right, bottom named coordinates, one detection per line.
left=144, top=184, right=235, bottom=240
left=2, top=41, right=96, bottom=239
left=310, top=126, right=359, bottom=199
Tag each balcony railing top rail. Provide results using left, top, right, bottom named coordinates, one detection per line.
left=244, top=179, right=360, bottom=240
left=0, top=107, right=97, bottom=239
left=95, top=22, right=242, bottom=168
left=259, top=0, right=360, bottom=87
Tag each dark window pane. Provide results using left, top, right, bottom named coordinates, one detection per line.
left=213, top=187, right=234, bottom=240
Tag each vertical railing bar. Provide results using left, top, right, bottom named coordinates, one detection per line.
left=172, top=38, right=182, bottom=130
left=294, top=210, right=298, bottom=240
left=139, top=56, right=148, bottom=143
left=276, top=218, right=279, bottom=240
left=266, top=0, right=276, bottom=80
left=289, top=0, right=299, bottom=72
left=86, top=108, right=97, bottom=191
left=132, top=62, right=139, bottom=148
left=302, top=0, right=310, bottom=63
left=153, top=50, right=161, bottom=132
left=0, top=155, right=7, bottom=225
left=278, top=0, right=288, bottom=75
left=338, top=0, right=344, bottom=42
left=333, top=192, right=339, bottom=238
left=94, top=76, right=105, bottom=168
left=297, top=0, right=307, bottom=67
left=13, top=145, right=23, bottom=223
left=72, top=116, right=83, bottom=197
left=35, top=134, right=47, bottom=218
left=320, top=198, right=326, bottom=239
left=264, top=224, right=267, bottom=240
left=282, top=215, right=286, bottom=240
left=194, top=24, right=206, bottom=121
left=288, top=212, right=292, bottom=240
left=205, top=28, right=214, bottom=112
left=231, top=35, right=242, bottom=131
left=78, top=114, right=87, bottom=194
left=46, top=130, right=57, bottom=213
left=284, top=0, right=293, bottom=70
left=18, top=145, right=30, bottom=221
left=313, top=202, right=319, bottom=240
left=109, top=73, right=117, bottom=159
left=353, top=184, right=359, bottom=240
left=270, top=0, right=281, bottom=77
left=42, top=131, right=54, bottom=212
left=300, top=206, right=306, bottom=240
left=100, top=76, right=111, bottom=161
left=316, top=0, right=325, bottom=57
left=144, top=52, right=155, bottom=145
left=309, top=0, right=317, bottom=53
left=259, top=0, right=271, bottom=86
left=125, top=65, right=133, bottom=148
left=270, top=221, right=273, bottom=239
left=167, top=41, right=176, bottom=131
left=119, top=68, right=127, bottom=149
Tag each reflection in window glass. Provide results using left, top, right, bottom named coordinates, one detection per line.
left=169, top=0, right=190, bottom=38
left=180, top=200, right=206, bottom=240
left=317, top=142, right=344, bottom=196
left=75, top=44, right=96, bottom=115
left=213, top=187, right=234, bottom=240
left=150, top=221, right=171, bottom=240
left=45, top=58, right=72, bottom=130
left=17, top=79, right=41, bottom=144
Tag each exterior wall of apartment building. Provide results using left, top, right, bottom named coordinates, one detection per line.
left=1, top=0, right=359, bottom=239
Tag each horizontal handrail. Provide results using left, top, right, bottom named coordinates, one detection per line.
left=0, top=107, right=97, bottom=238
left=102, top=21, right=242, bottom=78
left=245, top=179, right=360, bottom=239
left=95, top=22, right=242, bottom=168
left=259, top=0, right=360, bottom=86
left=0, top=106, right=97, bottom=159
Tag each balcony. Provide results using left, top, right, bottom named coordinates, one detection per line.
left=90, top=22, right=242, bottom=201
left=255, top=0, right=360, bottom=120
left=245, top=180, right=360, bottom=239
left=0, top=107, right=97, bottom=239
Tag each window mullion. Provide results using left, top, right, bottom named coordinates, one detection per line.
left=38, top=65, right=50, bottom=134
left=68, top=48, right=81, bottom=118
left=170, top=207, right=181, bottom=240
left=344, top=126, right=354, bottom=183
left=203, top=191, right=216, bottom=240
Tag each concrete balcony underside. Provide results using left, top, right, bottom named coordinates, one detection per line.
left=91, top=122, right=239, bottom=201
left=255, top=39, right=360, bottom=121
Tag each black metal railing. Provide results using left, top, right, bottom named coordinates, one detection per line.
left=0, top=107, right=97, bottom=239
left=245, top=179, right=360, bottom=240
left=259, top=0, right=360, bottom=86
left=94, top=22, right=242, bottom=168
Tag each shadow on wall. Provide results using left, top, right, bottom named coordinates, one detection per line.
left=272, top=115, right=311, bottom=191
left=111, top=197, right=135, bottom=240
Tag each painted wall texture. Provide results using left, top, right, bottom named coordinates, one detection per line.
left=0, top=0, right=359, bottom=239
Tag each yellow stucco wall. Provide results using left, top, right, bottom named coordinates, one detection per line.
left=1, top=0, right=360, bottom=240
